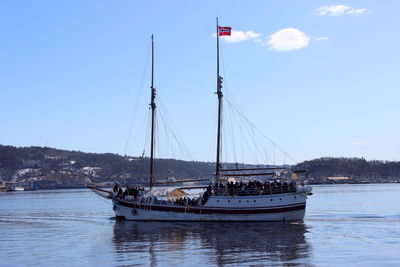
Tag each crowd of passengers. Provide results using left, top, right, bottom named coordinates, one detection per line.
left=112, top=180, right=298, bottom=207
left=112, top=184, right=143, bottom=200
left=174, top=197, right=200, bottom=206
left=213, top=180, right=298, bottom=196
left=171, top=180, right=298, bottom=207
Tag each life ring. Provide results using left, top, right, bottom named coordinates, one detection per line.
left=131, top=209, right=137, bottom=216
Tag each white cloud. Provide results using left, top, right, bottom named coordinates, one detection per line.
left=216, top=30, right=261, bottom=43
left=267, top=28, right=309, bottom=51
left=315, top=36, right=329, bottom=41
left=317, top=5, right=367, bottom=16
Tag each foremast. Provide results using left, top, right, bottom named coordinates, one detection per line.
left=150, top=34, right=156, bottom=189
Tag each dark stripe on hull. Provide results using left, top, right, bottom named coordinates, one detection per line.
left=114, top=199, right=306, bottom=215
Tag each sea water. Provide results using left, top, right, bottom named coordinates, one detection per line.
left=0, top=184, right=399, bottom=266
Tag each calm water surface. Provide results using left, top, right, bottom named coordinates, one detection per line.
left=1, top=184, right=399, bottom=266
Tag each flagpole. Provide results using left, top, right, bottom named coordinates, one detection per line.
left=215, top=17, right=223, bottom=178
left=216, top=17, right=219, bottom=83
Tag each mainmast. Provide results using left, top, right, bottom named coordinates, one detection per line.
left=149, top=34, right=156, bottom=189
left=215, top=18, right=223, bottom=178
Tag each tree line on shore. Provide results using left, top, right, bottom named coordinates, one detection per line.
left=0, top=145, right=399, bottom=186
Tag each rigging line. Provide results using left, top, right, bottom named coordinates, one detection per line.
left=226, top=97, right=297, bottom=164
left=223, top=99, right=238, bottom=164
left=224, top=93, right=277, bottom=165
left=161, top=101, right=190, bottom=161
left=221, top=46, right=257, bottom=165
left=124, top=41, right=152, bottom=155
left=247, top=117, right=268, bottom=165
left=158, top=109, right=168, bottom=158
left=255, top=129, right=273, bottom=165
left=157, top=31, right=208, bottom=87
left=207, top=102, right=218, bottom=163
left=226, top=98, right=246, bottom=165
left=223, top=100, right=232, bottom=163
left=105, top=42, right=150, bottom=153
left=233, top=99, right=266, bottom=165
left=226, top=98, right=251, bottom=163
left=155, top=108, right=161, bottom=161
left=241, top=110, right=263, bottom=165
left=229, top=100, right=268, bottom=165
left=238, top=106, right=273, bottom=165
left=227, top=96, right=274, bottom=165
left=159, top=103, right=178, bottom=159
left=273, top=146, right=276, bottom=166
left=157, top=77, right=214, bottom=89
left=220, top=41, right=237, bottom=108
left=225, top=96, right=258, bottom=164
left=143, top=108, right=152, bottom=159
left=228, top=100, right=259, bottom=164
left=221, top=104, right=229, bottom=164
left=220, top=41, right=230, bottom=97
left=128, top=107, right=151, bottom=156
left=131, top=150, right=145, bottom=180
left=250, top=120, right=273, bottom=165
left=229, top=104, right=238, bottom=164
left=261, top=143, right=272, bottom=166
left=157, top=95, right=194, bottom=161
left=158, top=106, right=175, bottom=159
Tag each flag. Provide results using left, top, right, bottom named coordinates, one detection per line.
left=218, top=26, right=231, bottom=36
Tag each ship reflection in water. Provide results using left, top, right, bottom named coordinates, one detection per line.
left=112, top=221, right=311, bottom=266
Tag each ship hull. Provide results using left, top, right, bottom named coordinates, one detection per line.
left=112, top=193, right=308, bottom=222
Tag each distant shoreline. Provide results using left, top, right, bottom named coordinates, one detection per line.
left=2, top=145, right=400, bottom=189
left=1, top=181, right=398, bottom=192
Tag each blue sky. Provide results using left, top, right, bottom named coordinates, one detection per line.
left=1, top=0, right=399, bottom=164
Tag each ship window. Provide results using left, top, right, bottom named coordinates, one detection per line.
left=247, top=200, right=249, bottom=202
left=254, top=200, right=256, bottom=202
left=228, top=200, right=230, bottom=203
left=279, top=198, right=282, bottom=201
left=294, top=196, right=297, bottom=199
left=217, top=200, right=219, bottom=202
left=238, top=200, right=241, bottom=203
left=270, top=199, right=273, bottom=201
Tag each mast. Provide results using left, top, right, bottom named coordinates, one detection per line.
left=215, top=18, right=223, bottom=178
left=149, top=34, right=156, bottom=189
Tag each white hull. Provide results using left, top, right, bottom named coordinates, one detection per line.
left=112, top=192, right=308, bottom=222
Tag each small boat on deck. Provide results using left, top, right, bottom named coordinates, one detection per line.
left=89, top=19, right=312, bottom=221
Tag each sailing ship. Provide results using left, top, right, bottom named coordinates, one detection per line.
left=89, top=20, right=312, bottom=221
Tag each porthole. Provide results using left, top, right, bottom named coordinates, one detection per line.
left=217, top=200, right=219, bottom=202
left=247, top=200, right=249, bottom=203
left=270, top=199, right=273, bottom=202
left=294, top=196, right=297, bottom=199
left=254, top=200, right=256, bottom=202
left=279, top=198, right=282, bottom=201
left=238, top=200, right=241, bottom=203
left=228, top=200, right=230, bottom=203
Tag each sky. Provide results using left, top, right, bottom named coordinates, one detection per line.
left=1, top=0, right=400, bottom=164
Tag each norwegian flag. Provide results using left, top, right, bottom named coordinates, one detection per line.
left=218, top=26, right=231, bottom=36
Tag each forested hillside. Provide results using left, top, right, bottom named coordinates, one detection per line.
left=0, top=145, right=399, bottom=189
left=0, top=145, right=214, bottom=188
left=295, top=157, right=400, bottom=183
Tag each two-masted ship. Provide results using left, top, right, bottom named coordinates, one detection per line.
left=89, top=20, right=312, bottom=221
